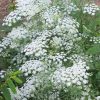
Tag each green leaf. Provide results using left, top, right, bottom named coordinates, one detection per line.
left=95, top=61, right=100, bottom=69
left=2, top=86, right=11, bottom=100
left=86, top=44, right=100, bottom=55
left=9, top=70, right=22, bottom=77
left=0, top=96, right=3, bottom=100
left=7, top=79, right=16, bottom=94
left=12, top=76, right=22, bottom=84
left=95, top=17, right=100, bottom=25
left=13, top=70, right=22, bottom=75
left=96, top=72, right=100, bottom=80
left=83, top=25, right=92, bottom=34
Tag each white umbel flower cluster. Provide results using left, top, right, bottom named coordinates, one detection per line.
left=67, top=3, right=79, bottom=14
left=11, top=56, right=90, bottom=100
left=56, top=17, right=79, bottom=34
left=11, top=76, right=40, bottom=100
left=23, top=18, right=79, bottom=56
left=19, top=60, right=46, bottom=76
left=0, top=26, right=30, bottom=49
left=23, top=39, right=46, bottom=56
left=90, top=36, right=100, bottom=44
left=83, top=3, right=99, bottom=16
left=3, top=0, right=51, bottom=26
left=42, top=6, right=61, bottom=28
left=51, top=59, right=90, bottom=89
left=0, top=37, right=12, bottom=52
left=8, top=26, right=29, bottom=40
left=0, top=70, right=5, bottom=79
left=96, top=96, right=100, bottom=100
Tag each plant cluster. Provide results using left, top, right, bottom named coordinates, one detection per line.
left=0, top=0, right=100, bottom=100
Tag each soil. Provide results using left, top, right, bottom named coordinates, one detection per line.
left=0, top=0, right=9, bottom=20
left=0, top=0, right=11, bottom=39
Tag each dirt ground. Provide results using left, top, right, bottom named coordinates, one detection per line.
left=0, top=0, right=9, bottom=21
left=0, top=0, right=9, bottom=39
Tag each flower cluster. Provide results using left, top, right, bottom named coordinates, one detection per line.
left=23, top=24, right=79, bottom=57
left=55, top=17, right=79, bottom=34
left=44, top=52, right=67, bottom=66
left=23, top=39, right=46, bottom=56
left=51, top=59, right=90, bottom=89
left=42, top=6, right=61, bottom=28
left=90, top=36, right=100, bottom=44
left=83, top=3, right=99, bottom=16
left=67, top=3, right=79, bottom=14
left=7, top=26, right=29, bottom=40
left=0, top=70, right=5, bottom=79
left=11, top=76, right=40, bottom=100
left=0, top=37, right=12, bottom=52
left=3, top=0, right=51, bottom=26
left=96, top=96, right=100, bottom=100
left=19, top=60, right=46, bottom=76
left=0, top=26, right=31, bottom=49
left=11, top=53, right=27, bottom=66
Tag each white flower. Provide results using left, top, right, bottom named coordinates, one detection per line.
left=3, top=0, right=51, bottom=26
left=6, top=26, right=30, bottom=42
left=90, top=36, right=100, bottom=44
left=0, top=26, right=31, bottom=49
left=19, top=60, right=46, bottom=75
left=11, top=76, right=39, bottom=100
left=23, top=39, right=46, bottom=55
left=0, top=70, right=5, bottom=79
left=83, top=3, right=99, bottom=16
left=96, top=96, right=100, bottom=100
left=51, top=58, right=90, bottom=88
left=56, top=17, right=79, bottom=34
left=42, top=6, right=61, bottom=28
left=67, top=3, right=79, bottom=14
